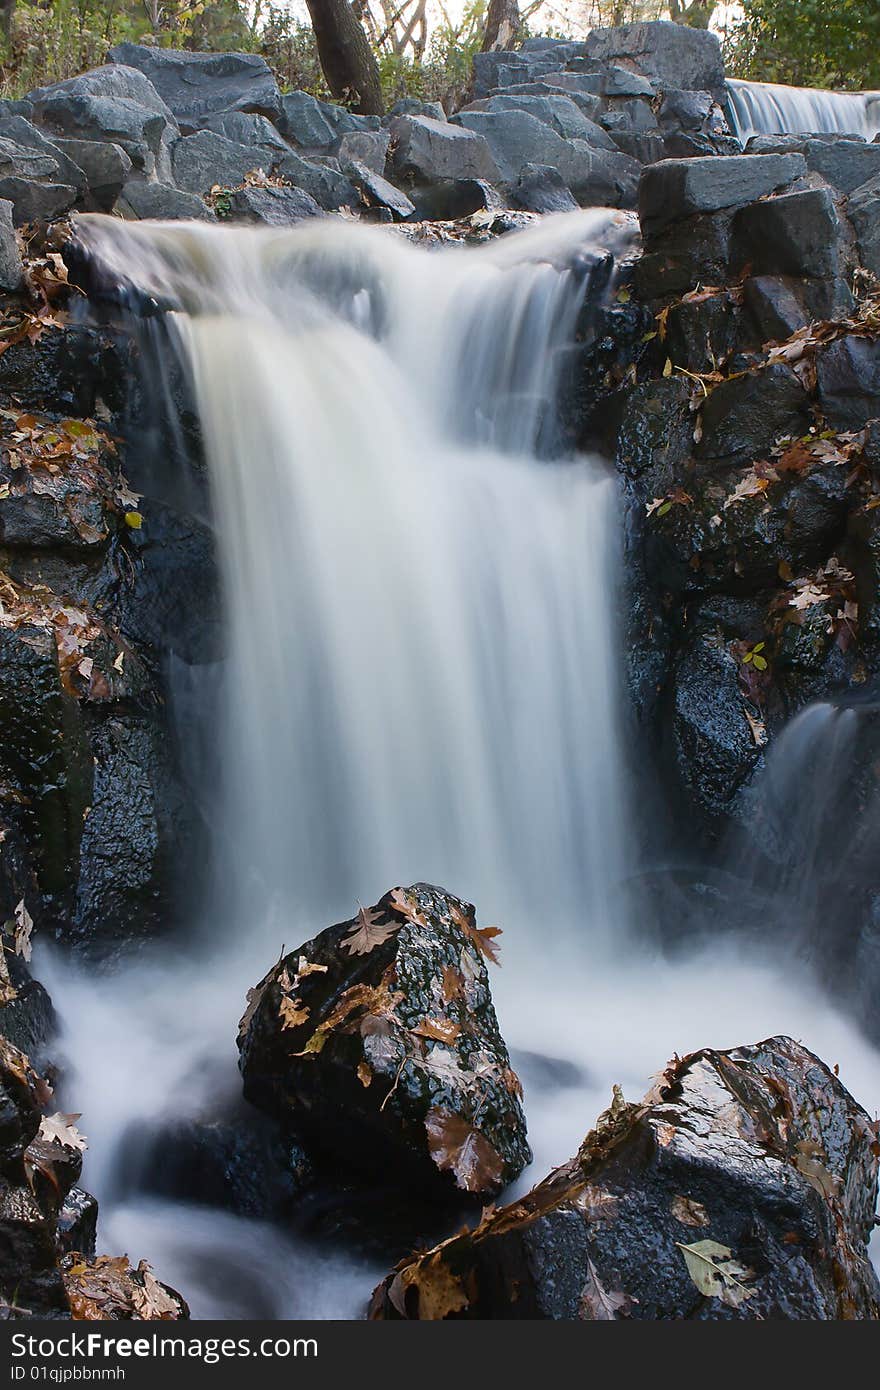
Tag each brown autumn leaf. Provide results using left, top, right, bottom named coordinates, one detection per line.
left=440, top=964, right=464, bottom=1004
left=130, top=1264, right=182, bottom=1320
left=412, top=1016, right=461, bottom=1045
left=295, top=969, right=403, bottom=1057
left=388, top=1254, right=470, bottom=1321
left=0, top=945, right=17, bottom=1006
left=11, top=898, right=33, bottom=962
left=279, top=995, right=310, bottom=1031
left=388, top=886, right=430, bottom=928
left=357, top=1061, right=373, bottom=1088
left=425, top=1107, right=504, bottom=1193
left=343, top=904, right=399, bottom=956
left=449, top=901, right=502, bottom=965
left=579, top=1257, right=634, bottom=1320
left=671, top=1194, right=710, bottom=1228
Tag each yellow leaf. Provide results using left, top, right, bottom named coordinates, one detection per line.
left=124, top=511, right=143, bottom=529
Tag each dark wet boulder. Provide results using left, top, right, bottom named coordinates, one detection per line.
left=227, top=184, right=322, bottom=226
left=585, top=20, right=726, bottom=98
left=635, top=210, right=732, bottom=301
left=200, top=109, right=289, bottom=154
left=696, top=364, right=810, bottom=470
left=405, top=177, right=500, bottom=223
left=509, top=163, right=578, bottom=214
left=56, top=1187, right=98, bottom=1258
left=116, top=501, right=221, bottom=665
left=345, top=162, right=414, bottom=221
left=0, top=957, right=55, bottom=1063
left=638, top=153, right=806, bottom=238
left=816, top=336, right=880, bottom=431
left=617, top=376, right=694, bottom=499
left=0, top=198, right=23, bottom=292
left=663, top=288, right=742, bottom=376
left=108, top=43, right=281, bottom=133
left=389, top=114, right=500, bottom=186
left=848, top=173, right=880, bottom=277
left=669, top=629, right=763, bottom=832
left=743, top=274, right=854, bottom=344
left=238, top=884, right=530, bottom=1202
left=370, top=1036, right=880, bottom=1320
left=272, top=151, right=357, bottom=212
left=731, top=186, right=850, bottom=281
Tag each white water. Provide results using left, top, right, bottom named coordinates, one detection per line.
left=728, top=76, right=880, bottom=140
left=39, top=211, right=880, bottom=1318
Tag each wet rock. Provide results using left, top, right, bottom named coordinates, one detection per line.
left=118, top=501, right=221, bottom=665
left=743, top=274, right=854, bottom=344
left=56, top=1187, right=98, bottom=1258
left=72, top=714, right=193, bottom=949
left=696, top=364, right=810, bottom=469
left=60, top=1252, right=189, bottom=1320
left=639, top=153, right=806, bottom=238
left=0, top=958, right=55, bottom=1063
left=238, top=883, right=530, bottom=1202
left=405, top=178, right=499, bottom=223
left=370, top=1036, right=880, bottom=1320
left=635, top=210, right=732, bottom=300
left=731, top=187, right=849, bottom=280
left=271, top=151, right=357, bottom=212
left=509, top=164, right=578, bottom=214
left=586, top=21, right=726, bottom=97
left=617, top=376, right=694, bottom=499
left=0, top=323, right=127, bottom=416
left=664, top=288, right=742, bottom=375
left=171, top=130, right=262, bottom=196
left=226, top=184, right=322, bottom=226
left=108, top=43, right=281, bottom=133
left=116, top=178, right=215, bottom=223
left=848, top=501, right=880, bottom=648
left=390, top=114, right=499, bottom=186
left=817, top=336, right=880, bottom=430
left=848, top=173, right=880, bottom=277
left=49, top=138, right=131, bottom=213
left=345, top=162, right=414, bottom=221
left=671, top=631, right=762, bottom=830
left=0, top=198, right=23, bottom=292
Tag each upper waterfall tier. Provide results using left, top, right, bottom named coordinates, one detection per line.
left=727, top=77, right=880, bottom=141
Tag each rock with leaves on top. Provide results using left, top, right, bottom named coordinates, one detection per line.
left=237, top=883, right=530, bottom=1201
left=370, top=1035, right=880, bottom=1320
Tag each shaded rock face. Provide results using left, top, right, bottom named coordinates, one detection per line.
left=238, top=884, right=530, bottom=1202
left=370, top=1037, right=880, bottom=1320
left=585, top=20, right=726, bottom=99
left=108, top=44, right=281, bottom=133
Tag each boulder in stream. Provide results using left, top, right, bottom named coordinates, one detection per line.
left=370, top=1036, right=880, bottom=1319
left=238, top=884, right=530, bottom=1201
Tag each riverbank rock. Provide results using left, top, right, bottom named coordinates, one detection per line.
left=108, top=44, right=281, bottom=134
left=238, top=884, right=530, bottom=1201
left=370, top=1036, right=880, bottom=1319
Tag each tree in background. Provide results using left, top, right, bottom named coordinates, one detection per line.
left=303, top=0, right=384, bottom=112
left=481, top=0, right=522, bottom=52
left=723, top=0, right=880, bottom=92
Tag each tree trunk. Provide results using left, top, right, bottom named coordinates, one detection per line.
left=0, top=0, right=15, bottom=38
left=304, top=0, right=385, bottom=115
left=481, top=0, right=523, bottom=53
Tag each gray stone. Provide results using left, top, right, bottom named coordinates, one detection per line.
left=456, top=93, right=616, bottom=149
left=0, top=178, right=77, bottom=226
left=586, top=20, right=726, bottom=96
left=602, top=64, right=654, bottom=98
left=116, top=178, right=216, bottom=222
left=598, top=97, right=658, bottom=134
left=345, top=160, right=414, bottom=220
left=389, top=113, right=500, bottom=185
left=696, top=363, right=810, bottom=468
left=29, top=63, right=175, bottom=120
left=227, top=184, right=322, bottom=226
left=508, top=163, right=577, bottom=214
left=271, top=151, right=357, bottom=211
left=491, top=80, right=601, bottom=120
left=0, top=199, right=23, bottom=291
left=333, top=129, right=390, bottom=176
left=639, top=152, right=806, bottom=237
left=744, top=274, right=854, bottom=343
left=453, top=108, right=636, bottom=205
left=803, top=137, right=880, bottom=194
left=388, top=98, right=446, bottom=122
left=472, top=51, right=560, bottom=99
left=50, top=138, right=131, bottom=212
left=29, top=69, right=176, bottom=174
left=171, top=130, right=262, bottom=195
left=657, top=89, right=714, bottom=132
left=0, top=116, right=87, bottom=198
left=611, top=131, right=667, bottom=164
left=528, top=71, right=602, bottom=98
left=0, top=134, right=59, bottom=181
left=108, top=43, right=281, bottom=131
left=731, top=187, right=846, bottom=279
left=848, top=172, right=880, bottom=276
left=277, top=90, right=336, bottom=150
left=200, top=110, right=289, bottom=153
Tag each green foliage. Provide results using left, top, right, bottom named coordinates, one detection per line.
left=723, top=0, right=880, bottom=92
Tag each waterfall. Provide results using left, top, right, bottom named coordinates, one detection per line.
left=727, top=77, right=880, bottom=140
left=37, top=212, right=880, bottom=1317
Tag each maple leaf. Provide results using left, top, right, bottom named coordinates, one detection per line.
left=579, top=1258, right=634, bottom=1320
left=425, top=1107, right=504, bottom=1193
left=387, top=1253, right=470, bottom=1321
left=39, top=1112, right=87, bottom=1152
left=449, top=902, right=501, bottom=965
left=412, top=1016, right=461, bottom=1045
left=790, top=582, right=829, bottom=611
left=279, top=995, right=310, bottom=1031
left=343, top=904, right=399, bottom=956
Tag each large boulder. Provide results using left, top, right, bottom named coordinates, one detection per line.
left=389, top=114, right=500, bottom=186
left=638, top=153, right=806, bottom=237
left=29, top=65, right=177, bottom=175
left=271, top=151, right=358, bottom=212
left=108, top=43, right=282, bottom=132
left=817, top=336, right=880, bottom=430
left=731, top=186, right=850, bottom=281
left=171, top=130, right=263, bottom=196
left=848, top=173, right=880, bottom=277
left=696, top=363, right=811, bottom=470
left=238, top=884, right=530, bottom=1201
left=0, top=116, right=88, bottom=200
left=49, top=138, right=131, bottom=213
left=371, top=1036, right=880, bottom=1319
left=586, top=20, right=726, bottom=97
left=226, top=184, right=322, bottom=226
left=116, top=178, right=215, bottom=222
left=457, top=93, right=617, bottom=149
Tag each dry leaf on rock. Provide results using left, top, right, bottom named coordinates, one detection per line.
left=343, top=904, right=399, bottom=956
left=425, top=1107, right=504, bottom=1193
left=579, top=1257, right=634, bottom=1320
left=39, top=1112, right=87, bottom=1152
left=677, top=1239, right=756, bottom=1308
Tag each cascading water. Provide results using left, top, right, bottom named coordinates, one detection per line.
left=38, top=211, right=880, bottom=1318
left=727, top=76, right=880, bottom=140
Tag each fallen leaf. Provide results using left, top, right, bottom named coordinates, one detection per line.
left=579, top=1257, right=634, bottom=1320
left=412, top=1016, right=461, bottom=1044
left=343, top=904, right=399, bottom=956
left=357, top=1061, right=373, bottom=1088
left=425, top=1107, right=504, bottom=1193
left=279, top=995, right=310, bottom=1030
left=671, top=1195, right=710, bottom=1228
left=677, top=1239, right=756, bottom=1308
left=130, top=1264, right=182, bottom=1320
left=13, top=898, right=33, bottom=961
left=39, top=1112, right=87, bottom=1152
